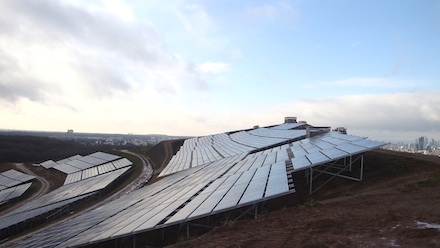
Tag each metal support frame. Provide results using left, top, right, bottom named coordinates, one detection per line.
left=183, top=216, right=213, bottom=239
left=233, top=203, right=260, bottom=222
left=185, top=222, right=213, bottom=239
left=308, top=153, right=364, bottom=194
left=182, top=202, right=264, bottom=239
left=132, top=235, right=136, bottom=248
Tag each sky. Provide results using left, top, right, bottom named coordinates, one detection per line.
left=0, top=0, right=439, bottom=143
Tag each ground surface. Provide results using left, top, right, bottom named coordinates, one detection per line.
left=2, top=143, right=440, bottom=248
left=169, top=150, right=440, bottom=248
left=0, top=150, right=154, bottom=247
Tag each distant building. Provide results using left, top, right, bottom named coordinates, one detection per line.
left=284, top=117, right=297, bottom=123
left=67, top=129, right=74, bottom=134
left=417, top=136, right=428, bottom=151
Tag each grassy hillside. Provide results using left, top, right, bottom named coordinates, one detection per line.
left=0, top=135, right=105, bottom=163
left=146, top=139, right=185, bottom=171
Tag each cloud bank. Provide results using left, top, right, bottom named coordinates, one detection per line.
left=0, top=0, right=438, bottom=143
left=273, top=91, right=440, bottom=142
left=0, top=0, right=226, bottom=107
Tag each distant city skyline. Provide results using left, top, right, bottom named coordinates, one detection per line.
left=0, top=0, right=439, bottom=141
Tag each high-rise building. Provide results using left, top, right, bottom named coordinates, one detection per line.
left=417, top=136, right=428, bottom=151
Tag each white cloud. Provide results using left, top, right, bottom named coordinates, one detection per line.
left=318, top=77, right=414, bottom=88
left=246, top=4, right=279, bottom=19
left=267, top=91, right=440, bottom=142
left=173, top=3, right=214, bottom=37
left=0, top=0, right=215, bottom=106
left=196, top=62, right=229, bottom=74
left=244, top=2, right=299, bottom=23
left=0, top=0, right=232, bottom=135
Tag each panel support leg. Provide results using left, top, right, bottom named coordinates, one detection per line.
left=132, top=235, right=136, bottom=248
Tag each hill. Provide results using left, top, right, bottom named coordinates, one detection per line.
left=170, top=149, right=440, bottom=247
left=146, top=139, right=185, bottom=173
left=0, top=135, right=104, bottom=163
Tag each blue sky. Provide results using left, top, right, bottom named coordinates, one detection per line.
left=0, top=0, right=439, bottom=142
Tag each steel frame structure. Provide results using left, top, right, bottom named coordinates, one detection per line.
left=305, top=153, right=364, bottom=194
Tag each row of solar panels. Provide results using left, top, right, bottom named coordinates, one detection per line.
left=40, top=152, right=121, bottom=174
left=0, top=166, right=131, bottom=231
left=159, top=128, right=306, bottom=177
left=16, top=130, right=385, bottom=248
left=0, top=183, right=32, bottom=205
left=64, top=158, right=132, bottom=185
left=0, top=170, right=35, bottom=205
left=16, top=151, right=285, bottom=247
left=0, top=169, right=35, bottom=190
left=269, top=122, right=306, bottom=130
left=229, top=130, right=287, bottom=148
left=11, top=123, right=385, bottom=247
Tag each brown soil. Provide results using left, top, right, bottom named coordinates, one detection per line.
left=2, top=142, right=440, bottom=248
left=169, top=149, right=440, bottom=248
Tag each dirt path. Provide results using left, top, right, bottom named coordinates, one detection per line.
left=15, top=163, right=51, bottom=200
left=103, top=150, right=153, bottom=201
left=156, top=140, right=175, bottom=174
left=0, top=163, right=51, bottom=216
left=77, top=150, right=153, bottom=210
left=1, top=152, right=153, bottom=248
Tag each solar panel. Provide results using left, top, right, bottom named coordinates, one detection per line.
left=248, top=128, right=306, bottom=139
left=13, top=125, right=386, bottom=248
left=51, top=152, right=123, bottom=175
left=0, top=193, right=95, bottom=231
left=0, top=187, right=15, bottom=204
left=112, top=158, right=133, bottom=169
left=269, top=123, right=306, bottom=130
left=0, top=170, right=35, bottom=188
left=4, top=167, right=130, bottom=223
left=306, top=151, right=330, bottom=165
left=66, top=159, right=94, bottom=170
left=291, top=155, right=312, bottom=171
left=2, top=170, right=35, bottom=182
left=40, top=160, right=59, bottom=169
left=79, top=156, right=107, bottom=166
left=53, top=163, right=81, bottom=174
left=265, top=161, right=290, bottom=197
left=56, top=154, right=83, bottom=164
left=0, top=175, right=17, bottom=188
left=239, top=166, right=270, bottom=205
left=214, top=170, right=254, bottom=211
left=64, top=171, right=82, bottom=185
left=0, top=183, right=32, bottom=205
left=336, top=143, right=366, bottom=154
left=321, top=147, right=349, bottom=160
left=89, top=152, right=120, bottom=161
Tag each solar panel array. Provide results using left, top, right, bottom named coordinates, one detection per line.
left=0, top=170, right=35, bottom=189
left=40, top=160, right=58, bottom=169
left=16, top=148, right=296, bottom=248
left=290, top=132, right=384, bottom=172
left=0, top=183, right=32, bottom=205
left=40, top=152, right=121, bottom=174
left=0, top=170, right=35, bottom=205
left=269, top=123, right=306, bottom=130
left=64, top=158, right=132, bottom=185
left=0, top=167, right=131, bottom=231
left=14, top=125, right=386, bottom=248
left=159, top=129, right=306, bottom=177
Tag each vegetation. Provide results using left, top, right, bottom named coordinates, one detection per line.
left=0, top=135, right=107, bottom=163
left=146, top=139, right=185, bottom=170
